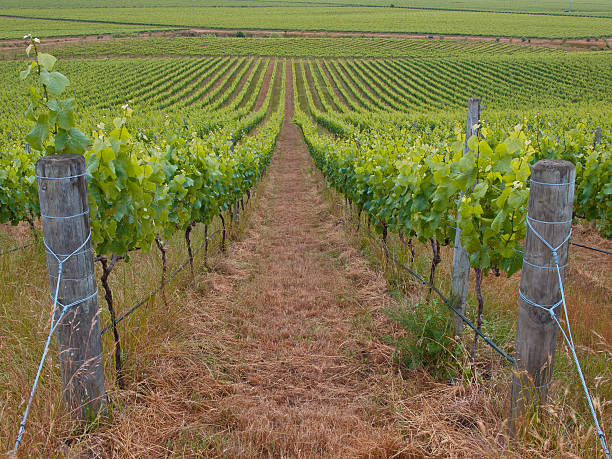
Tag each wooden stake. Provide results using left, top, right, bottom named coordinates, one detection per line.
left=594, top=126, right=602, bottom=146
left=36, top=154, right=106, bottom=421
left=220, top=213, right=226, bottom=251
left=155, top=234, right=168, bottom=308
left=450, top=97, right=480, bottom=337
left=510, top=159, right=575, bottom=426
left=185, top=221, right=196, bottom=276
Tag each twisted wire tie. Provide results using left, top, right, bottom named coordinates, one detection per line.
left=45, top=247, right=92, bottom=258
left=50, top=289, right=98, bottom=312
left=522, top=259, right=568, bottom=270
left=519, top=289, right=562, bottom=320
left=41, top=210, right=89, bottom=220
left=527, top=215, right=573, bottom=225
left=35, top=172, right=86, bottom=180
left=48, top=273, right=95, bottom=282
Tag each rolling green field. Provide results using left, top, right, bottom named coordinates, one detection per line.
left=2, top=6, right=612, bottom=38
left=46, top=36, right=558, bottom=59
left=0, top=0, right=610, bottom=16
left=0, top=16, right=173, bottom=39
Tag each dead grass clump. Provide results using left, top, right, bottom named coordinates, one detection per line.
left=395, top=379, right=510, bottom=458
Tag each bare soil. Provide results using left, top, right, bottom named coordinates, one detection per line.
left=1, top=22, right=609, bottom=54
left=252, top=59, right=275, bottom=112
left=302, top=61, right=325, bottom=112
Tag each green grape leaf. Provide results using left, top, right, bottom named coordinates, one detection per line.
left=20, top=62, right=34, bottom=81
left=478, top=140, right=493, bottom=159
left=47, top=98, right=76, bottom=130
left=507, top=190, right=526, bottom=211
left=472, top=182, right=489, bottom=201
left=54, top=128, right=89, bottom=154
left=101, top=146, right=116, bottom=163
left=24, top=102, right=36, bottom=122
left=29, top=86, right=41, bottom=102
left=37, top=53, right=57, bottom=71
left=492, top=210, right=506, bottom=233
left=25, top=113, right=50, bottom=151
left=40, top=69, right=69, bottom=96
left=492, top=155, right=512, bottom=174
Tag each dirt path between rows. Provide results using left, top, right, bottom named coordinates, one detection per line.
left=77, top=56, right=512, bottom=459
left=187, top=60, right=405, bottom=456
left=80, top=52, right=410, bottom=459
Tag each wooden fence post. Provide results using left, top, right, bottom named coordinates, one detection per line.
left=450, top=97, right=480, bottom=337
left=36, top=154, right=106, bottom=422
left=510, top=159, right=575, bottom=426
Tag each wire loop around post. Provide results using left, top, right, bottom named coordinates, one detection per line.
left=35, top=172, right=86, bottom=181
left=523, top=214, right=609, bottom=459
left=12, top=229, right=97, bottom=454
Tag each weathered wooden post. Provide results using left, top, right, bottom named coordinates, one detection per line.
left=510, top=159, right=575, bottom=426
left=450, top=97, right=480, bottom=337
left=36, top=154, right=106, bottom=421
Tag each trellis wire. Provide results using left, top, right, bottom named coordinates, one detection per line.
left=101, top=228, right=223, bottom=336
left=12, top=207, right=229, bottom=451
left=569, top=241, right=612, bottom=256
left=102, top=185, right=259, bottom=335
left=349, top=208, right=514, bottom=364
left=347, top=183, right=609, bottom=456
left=0, top=241, right=37, bottom=257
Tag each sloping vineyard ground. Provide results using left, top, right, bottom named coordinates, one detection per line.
left=1, top=52, right=610, bottom=144
left=56, top=60, right=520, bottom=458
left=1, top=7, right=612, bottom=38
left=57, top=59, right=610, bottom=458
left=0, top=40, right=611, bottom=456
left=66, top=62, right=407, bottom=457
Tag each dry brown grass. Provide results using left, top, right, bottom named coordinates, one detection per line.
left=65, top=118, right=403, bottom=456
left=321, top=187, right=611, bottom=459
